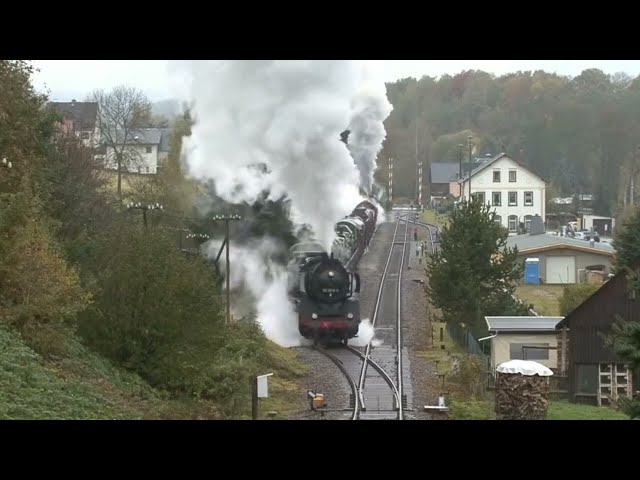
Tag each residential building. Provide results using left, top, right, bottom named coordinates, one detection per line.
left=49, top=100, right=100, bottom=148
left=485, top=316, right=564, bottom=372
left=101, top=128, right=172, bottom=175
left=506, top=229, right=616, bottom=284
left=458, top=153, right=547, bottom=234
left=556, top=265, right=640, bottom=406
left=429, top=163, right=460, bottom=199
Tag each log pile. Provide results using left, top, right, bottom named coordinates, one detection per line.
left=494, top=360, right=553, bottom=420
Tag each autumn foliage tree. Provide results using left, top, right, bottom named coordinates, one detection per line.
left=0, top=180, right=90, bottom=357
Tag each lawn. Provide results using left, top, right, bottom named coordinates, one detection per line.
left=449, top=398, right=630, bottom=420
left=515, top=285, right=564, bottom=316
left=422, top=209, right=449, bottom=227
left=547, top=400, right=629, bottom=420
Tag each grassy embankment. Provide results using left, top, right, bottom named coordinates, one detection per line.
left=0, top=325, right=308, bottom=420
left=0, top=171, right=311, bottom=420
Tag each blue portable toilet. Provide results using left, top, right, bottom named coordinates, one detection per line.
left=524, top=257, right=540, bottom=284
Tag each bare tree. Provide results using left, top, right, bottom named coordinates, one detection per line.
left=87, top=85, right=152, bottom=201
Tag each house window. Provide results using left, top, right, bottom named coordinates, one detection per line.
left=509, top=170, right=517, bottom=182
left=493, top=170, right=501, bottom=182
left=524, top=191, right=533, bottom=206
left=509, top=343, right=549, bottom=360
left=493, top=215, right=502, bottom=226
left=146, top=166, right=150, bottom=173
left=492, top=192, right=502, bottom=206
left=508, top=191, right=517, bottom=206
left=576, top=364, right=598, bottom=395
left=524, top=215, right=532, bottom=231
left=137, top=167, right=141, bottom=174
left=81, top=132, right=90, bottom=140
left=474, top=192, right=485, bottom=204
left=508, top=215, right=518, bottom=232
left=145, top=146, right=152, bottom=153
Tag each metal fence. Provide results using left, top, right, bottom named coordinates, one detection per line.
left=446, top=322, right=488, bottom=358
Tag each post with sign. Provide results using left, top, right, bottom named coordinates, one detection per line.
left=252, top=373, right=273, bottom=420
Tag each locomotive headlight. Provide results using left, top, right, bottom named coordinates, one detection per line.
left=312, top=313, right=318, bottom=319
left=347, top=313, right=354, bottom=319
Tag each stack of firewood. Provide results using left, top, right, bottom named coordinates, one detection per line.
left=495, top=371, right=550, bottom=420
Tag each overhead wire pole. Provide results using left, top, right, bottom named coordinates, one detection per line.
left=388, top=157, right=393, bottom=206
left=213, top=214, right=242, bottom=324
left=467, top=135, right=474, bottom=201
left=415, top=122, right=419, bottom=205
left=127, top=202, right=164, bottom=228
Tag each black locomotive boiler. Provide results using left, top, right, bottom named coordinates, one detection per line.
left=288, top=247, right=361, bottom=345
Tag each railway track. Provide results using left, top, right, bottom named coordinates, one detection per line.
left=313, top=211, right=412, bottom=420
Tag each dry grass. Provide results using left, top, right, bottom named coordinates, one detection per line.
left=421, top=210, right=449, bottom=227
left=515, top=285, right=564, bottom=316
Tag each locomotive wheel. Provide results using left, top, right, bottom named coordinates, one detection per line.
left=342, top=338, right=348, bottom=346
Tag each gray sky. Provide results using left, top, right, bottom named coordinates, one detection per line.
left=30, top=60, right=640, bottom=102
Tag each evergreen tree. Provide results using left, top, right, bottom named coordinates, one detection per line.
left=426, top=198, right=528, bottom=330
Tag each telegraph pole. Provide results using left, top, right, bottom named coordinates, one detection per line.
left=388, top=157, right=393, bottom=206
left=631, top=146, right=639, bottom=207
left=127, top=202, right=163, bottom=228
left=467, top=136, right=474, bottom=201
left=213, top=214, right=242, bottom=324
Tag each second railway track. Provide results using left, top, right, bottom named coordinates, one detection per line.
left=314, top=211, right=414, bottom=420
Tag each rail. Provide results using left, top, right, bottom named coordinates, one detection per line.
left=357, top=212, right=411, bottom=420
left=357, top=214, right=402, bottom=414
left=312, top=346, right=360, bottom=419
left=396, top=214, right=409, bottom=420
left=313, top=211, right=411, bottom=420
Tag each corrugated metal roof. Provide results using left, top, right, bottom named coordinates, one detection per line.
left=506, top=233, right=615, bottom=254
left=485, top=316, right=564, bottom=331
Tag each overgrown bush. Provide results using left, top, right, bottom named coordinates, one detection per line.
left=77, top=219, right=272, bottom=414
left=0, top=185, right=90, bottom=358
left=448, top=354, right=488, bottom=399
left=559, top=283, right=600, bottom=315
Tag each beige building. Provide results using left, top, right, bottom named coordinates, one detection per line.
left=506, top=232, right=616, bottom=284
left=485, top=316, right=564, bottom=372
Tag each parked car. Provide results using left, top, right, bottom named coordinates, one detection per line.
left=575, top=229, right=600, bottom=242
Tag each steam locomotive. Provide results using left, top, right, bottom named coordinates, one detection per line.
left=287, top=199, right=379, bottom=344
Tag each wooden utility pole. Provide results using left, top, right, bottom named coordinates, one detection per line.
left=467, top=136, right=473, bottom=201
left=127, top=202, right=163, bottom=229
left=213, top=214, right=242, bottom=324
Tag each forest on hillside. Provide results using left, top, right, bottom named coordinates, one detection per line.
left=375, top=68, right=640, bottom=217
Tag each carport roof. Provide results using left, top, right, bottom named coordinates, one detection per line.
left=505, top=234, right=615, bottom=256
left=485, top=316, right=564, bottom=332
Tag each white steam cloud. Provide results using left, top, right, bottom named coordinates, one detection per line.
left=346, top=89, right=393, bottom=195
left=206, top=237, right=302, bottom=347
left=170, top=60, right=389, bottom=250
left=170, top=60, right=392, bottom=347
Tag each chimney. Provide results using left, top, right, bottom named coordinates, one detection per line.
left=528, top=215, right=545, bottom=236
